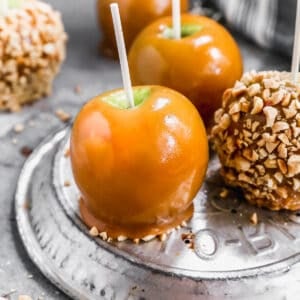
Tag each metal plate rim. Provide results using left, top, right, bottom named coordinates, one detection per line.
left=15, top=128, right=300, bottom=295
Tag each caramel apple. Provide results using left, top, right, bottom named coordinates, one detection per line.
left=212, top=71, right=300, bottom=211
left=97, top=0, right=188, bottom=58
left=128, top=14, right=243, bottom=128
left=0, top=0, right=67, bottom=112
left=70, top=86, right=208, bottom=240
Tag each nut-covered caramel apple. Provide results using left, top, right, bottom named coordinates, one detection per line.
left=0, top=0, right=67, bottom=112
left=70, top=86, right=208, bottom=240
left=212, top=71, right=300, bottom=211
left=97, top=0, right=188, bottom=58
left=128, top=14, right=243, bottom=128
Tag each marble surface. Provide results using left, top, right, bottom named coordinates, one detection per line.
left=0, top=0, right=290, bottom=299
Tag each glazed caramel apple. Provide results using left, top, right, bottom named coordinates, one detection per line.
left=70, top=86, right=208, bottom=240
left=98, top=0, right=188, bottom=58
left=212, top=70, right=300, bottom=211
left=128, top=14, right=243, bottom=128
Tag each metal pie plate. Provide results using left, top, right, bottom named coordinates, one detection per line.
left=15, top=128, right=300, bottom=299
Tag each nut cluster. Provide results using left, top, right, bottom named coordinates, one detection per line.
left=0, top=0, right=67, bottom=111
left=89, top=226, right=170, bottom=244
left=212, top=71, right=300, bottom=210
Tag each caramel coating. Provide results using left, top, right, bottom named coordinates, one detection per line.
left=71, top=86, right=208, bottom=239
left=128, top=14, right=243, bottom=128
left=212, top=71, right=300, bottom=211
left=97, top=0, right=188, bottom=58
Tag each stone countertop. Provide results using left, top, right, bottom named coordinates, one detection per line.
left=0, top=0, right=290, bottom=299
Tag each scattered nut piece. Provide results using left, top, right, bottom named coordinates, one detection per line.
left=181, top=221, right=188, bottom=227
left=278, top=133, right=290, bottom=145
left=235, top=156, right=251, bottom=172
left=242, top=148, right=259, bottom=162
left=263, top=78, right=280, bottom=89
left=277, top=143, right=288, bottom=159
left=219, top=114, right=231, bottom=130
left=262, top=88, right=271, bottom=101
left=287, top=155, right=300, bottom=177
left=239, top=97, right=250, bottom=112
left=55, top=109, right=71, bottom=122
left=99, top=232, right=108, bottom=241
left=293, top=178, right=300, bottom=192
left=142, top=235, right=156, bottom=242
left=117, top=235, right=128, bottom=242
left=18, top=296, right=32, bottom=300
left=274, top=172, right=283, bottom=183
left=257, top=138, right=266, bottom=147
left=281, top=93, right=291, bottom=106
left=248, top=83, right=261, bottom=96
left=64, top=148, right=70, bottom=158
left=263, top=106, right=278, bottom=127
left=272, top=121, right=289, bottom=133
left=14, top=123, right=24, bottom=133
left=159, top=234, right=167, bottom=242
left=264, top=159, right=277, bottom=169
left=283, top=100, right=297, bottom=119
left=271, top=90, right=285, bottom=105
left=251, top=121, right=260, bottom=132
left=266, top=141, right=279, bottom=154
left=278, top=159, right=288, bottom=174
left=252, top=132, right=260, bottom=140
left=258, top=148, right=268, bottom=159
left=256, top=165, right=266, bottom=176
left=74, top=85, right=81, bottom=94
left=251, top=96, right=264, bottom=114
left=231, top=112, right=240, bottom=122
left=219, top=188, right=229, bottom=198
left=250, top=213, right=258, bottom=225
left=232, top=82, right=247, bottom=97
left=89, top=226, right=99, bottom=237
left=229, top=102, right=241, bottom=115
left=238, top=173, right=252, bottom=183
left=276, top=187, right=288, bottom=199
left=214, top=108, right=224, bottom=123
left=291, top=123, right=300, bottom=138
left=64, top=180, right=71, bottom=187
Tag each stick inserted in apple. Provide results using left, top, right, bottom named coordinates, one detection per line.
left=70, top=3, right=209, bottom=242
left=128, top=1, right=243, bottom=129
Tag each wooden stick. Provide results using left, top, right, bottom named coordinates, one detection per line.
left=110, top=3, right=134, bottom=108
left=172, top=0, right=181, bottom=40
left=291, top=0, right=300, bottom=83
left=0, top=0, right=8, bottom=16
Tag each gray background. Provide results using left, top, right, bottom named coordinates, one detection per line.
left=0, top=0, right=290, bottom=299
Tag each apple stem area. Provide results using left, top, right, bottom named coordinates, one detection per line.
left=110, top=3, right=135, bottom=108
left=162, top=24, right=203, bottom=40
left=102, top=87, right=151, bottom=110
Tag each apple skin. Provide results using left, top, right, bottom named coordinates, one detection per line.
left=70, top=86, right=208, bottom=239
left=128, top=14, right=243, bottom=128
left=97, top=0, right=188, bottom=58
